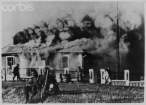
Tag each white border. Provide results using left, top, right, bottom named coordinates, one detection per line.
left=0, top=0, right=145, bottom=105
left=0, top=0, right=145, bottom=2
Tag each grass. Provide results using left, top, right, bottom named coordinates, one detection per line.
left=2, top=82, right=144, bottom=103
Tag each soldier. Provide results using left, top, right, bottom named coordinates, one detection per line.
left=105, top=67, right=111, bottom=85
left=13, top=64, right=21, bottom=81
left=60, top=73, right=63, bottom=83
left=24, top=68, right=39, bottom=103
left=42, top=66, right=60, bottom=97
left=30, top=68, right=39, bottom=95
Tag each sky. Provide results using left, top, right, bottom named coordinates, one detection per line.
left=1, top=1, right=144, bottom=48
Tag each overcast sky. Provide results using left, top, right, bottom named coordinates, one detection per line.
left=1, top=1, right=144, bottom=48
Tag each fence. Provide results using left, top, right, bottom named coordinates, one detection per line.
left=2, top=67, right=46, bottom=81
left=129, top=81, right=144, bottom=87
left=111, top=80, right=126, bottom=86
left=100, top=69, right=144, bottom=87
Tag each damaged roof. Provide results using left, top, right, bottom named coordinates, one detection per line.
left=58, top=46, right=83, bottom=53
left=39, top=38, right=88, bottom=53
left=1, top=45, right=39, bottom=55
left=2, top=38, right=89, bottom=55
left=2, top=45, right=23, bottom=55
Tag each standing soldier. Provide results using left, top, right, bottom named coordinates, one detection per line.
left=30, top=68, right=39, bottom=95
left=25, top=68, right=39, bottom=103
left=105, top=67, right=111, bottom=85
left=60, top=73, right=63, bottom=83
left=13, top=64, right=21, bottom=81
left=41, top=66, right=60, bottom=99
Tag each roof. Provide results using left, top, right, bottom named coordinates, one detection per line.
left=58, top=46, right=83, bottom=53
left=2, top=45, right=23, bottom=54
left=40, top=38, right=88, bottom=53
left=57, top=38, right=89, bottom=53
left=2, top=38, right=89, bottom=55
left=1, top=45, right=40, bottom=55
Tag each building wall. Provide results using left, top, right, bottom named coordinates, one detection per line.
left=2, top=52, right=83, bottom=81
left=19, top=53, right=29, bottom=78
left=19, top=53, right=46, bottom=77
left=48, top=52, right=82, bottom=82
left=51, top=53, right=82, bottom=71
left=2, top=56, right=6, bottom=81
left=69, top=53, right=82, bottom=71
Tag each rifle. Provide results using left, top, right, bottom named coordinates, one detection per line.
left=40, top=68, right=49, bottom=99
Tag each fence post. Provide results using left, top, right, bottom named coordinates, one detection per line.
left=89, top=69, right=94, bottom=83
left=56, top=72, right=61, bottom=83
left=100, top=68, right=105, bottom=84
left=124, top=69, right=129, bottom=86
left=64, top=67, right=69, bottom=74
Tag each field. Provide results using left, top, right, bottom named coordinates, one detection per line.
left=2, top=82, right=144, bottom=103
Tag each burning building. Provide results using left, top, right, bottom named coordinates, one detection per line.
left=1, top=2, right=144, bottom=82
left=1, top=38, right=92, bottom=82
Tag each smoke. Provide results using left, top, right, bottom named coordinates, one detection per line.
left=59, top=32, right=71, bottom=40
left=14, top=2, right=144, bottom=78
left=73, top=3, right=144, bottom=76
left=85, top=4, right=143, bottom=57
left=119, top=12, right=142, bottom=31
left=95, top=16, right=113, bottom=29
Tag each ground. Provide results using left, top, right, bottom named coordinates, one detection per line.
left=2, top=81, right=144, bottom=103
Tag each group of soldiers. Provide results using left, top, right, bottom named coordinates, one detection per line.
left=12, top=63, right=111, bottom=103
left=24, top=66, right=59, bottom=102
left=12, top=64, right=59, bottom=102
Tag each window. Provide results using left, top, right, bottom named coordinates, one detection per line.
left=62, top=55, right=69, bottom=68
left=7, top=56, right=15, bottom=70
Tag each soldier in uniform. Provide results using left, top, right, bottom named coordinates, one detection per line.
left=24, top=68, right=39, bottom=103
left=41, top=66, right=60, bottom=98
left=13, top=64, right=21, bottom=81
left=105, top=67, right=111, bottom=85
